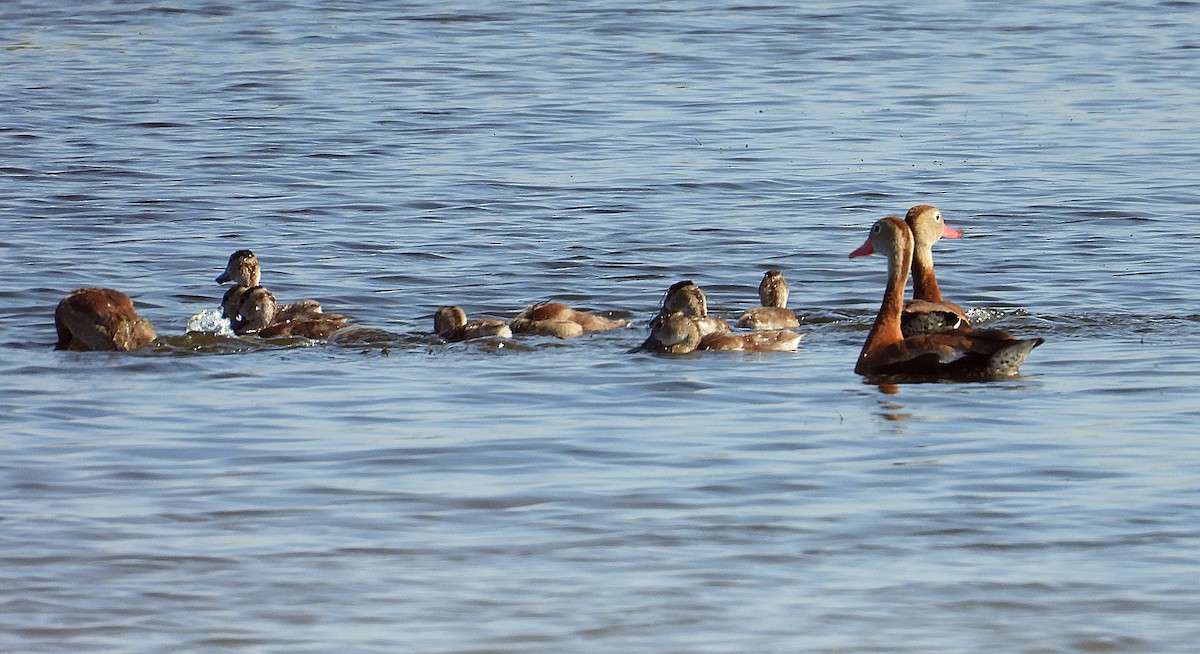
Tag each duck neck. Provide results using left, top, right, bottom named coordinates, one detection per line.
left=677, top=323, right=702, bottom=353
left=762, top=287, right=788, bottom=308
left=910, top=243, right=942, bottom=302
left=856, top=243, right=910, bottom=372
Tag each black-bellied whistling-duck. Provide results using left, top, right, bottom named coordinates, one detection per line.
left=850, top=217, right=1041, bottom=378
left=509, top=301, right=630, bottom=339
left=901, top=205, right=969, bottom=336
left=434, top=306, right=512, bottom=341
left=54, top=287, right=156, bottom=351
left=736, top=269, right=801, bottom=330
left=647, top=311, right=801, bottom=354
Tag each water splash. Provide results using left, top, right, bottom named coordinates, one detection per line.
left=966, top=307, right=1009, bottom=324
left=186, top=308, right=234, bottom=337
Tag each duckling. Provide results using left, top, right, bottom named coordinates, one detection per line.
left=215, top=249, right=350, bottom=338
left=220, top=284, right=277, bottom=335
left=648, top=311, right=801, bottom=354
left=510, top=301, right=629, bottom=339
left=736, top=269, right=801, bottom=330
left=216, top=249, right=330, bottom=319
left=434, top=306, right=513, bottom=341
left=660, top=280, right=731, bottom=336
left=645, top=310, right=701, bottom=354
left=275, top=299, right=324, bottom=322
left=701, top=327, right=803, bottom=352
left=634, top=280, right=731, bottom=352
left=258, top=311, right=351, bottom=339
left=54, top=287, right=156, bottom=351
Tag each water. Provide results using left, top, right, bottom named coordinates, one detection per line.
left=3, top=1, right=1200, bottom=651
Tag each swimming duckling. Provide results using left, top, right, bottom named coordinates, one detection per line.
left=258, top=311, right=352, bottom=339
left=434, top=306, right=513, bottom=341
left=216, top=249, right=329, bottom=317
left=736, top=269, right=801, bottom=330
left=54, top=287, right=156, bottom=351
left=220, top=284, right=278, bottom=335
left=215, top=249, right=350, bottom=338
left=510, top=301, right=630, bottom=339
left=273, top=299, right=323, bottom=322
left=645, top=310, right=701, bottom=354
left=660, top=280, right=732, bottom=336
left=648, top=311, right=801, bottom=354
left=634, top=280, right=731, bottom=352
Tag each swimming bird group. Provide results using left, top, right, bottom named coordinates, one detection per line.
left=848, top=205, right=1042, bottom=378
left=53, top=204, right=1042, bottom=380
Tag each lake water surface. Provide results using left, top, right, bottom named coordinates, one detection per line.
left=3, top=1, right=1200, bottom=652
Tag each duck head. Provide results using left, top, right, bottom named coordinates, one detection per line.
left=904, top=205, right=962, bottom=247
left=216, top=249, right=261, bottom=286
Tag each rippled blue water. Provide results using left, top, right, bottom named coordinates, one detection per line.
left=3, top=1, right=1200, bottom=652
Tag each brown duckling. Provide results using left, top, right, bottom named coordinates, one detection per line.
left=634, top=280, right=731, bottom=352
left=660, top=280, right=732, bottom=336
left=215, top=249, right=350, bottom=338
left=220, top=284, right=278, bottom=335
left=510, top=301, right=629, bottom=339
left=54, top=287, right=156, bottom=351
left=258, top=311, right=351, bottom=339
left=648, top=311, right=801, bottom=354
left=736, top=269, right=801, bottom=330
left=434, top=306, right=513, bottom=341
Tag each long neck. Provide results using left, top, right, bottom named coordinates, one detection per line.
left=910, top=243, right=942, bottom=302
left=856, top=243, right=910, bottom=372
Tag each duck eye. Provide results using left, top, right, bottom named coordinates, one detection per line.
left=872, top=224, right=881, bottom=233
left=935, top=213, right=942, bottom=221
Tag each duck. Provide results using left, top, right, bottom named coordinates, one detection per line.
left=901, top=205, right=969, bottom=336
left=648, top=311, right=801, bottom=354
left=509, top=301, right=630, bottom=339
left=258, top=308, right=351, bottom=339
left=54, top=287, right=157, bottom=351
left=736, top=269, right=801, bottom=330
left=849, top=216, right=1042, bottom=378
left=216, top=249, right=263, bottom=287
left=434, top=306, right=513, bottom=341
left=659, top=280, right=732, bottom=337
left=215, top=249, right=350, bottom=338
left=633, top=280, right=731, bottom=352
left=220, top=283, right=278, bottom=335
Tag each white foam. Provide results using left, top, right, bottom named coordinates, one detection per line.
left=966, top=307, right=1007, bottom=324
left=186, top=308, right=235, bottom=337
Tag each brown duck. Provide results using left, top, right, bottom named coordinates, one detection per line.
left=54, top=287, right=156, bottom=351
left=850, top=216, right=1041, bottom=378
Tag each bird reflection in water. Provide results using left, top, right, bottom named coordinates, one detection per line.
left=868, top=382, right=917, bottom=423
